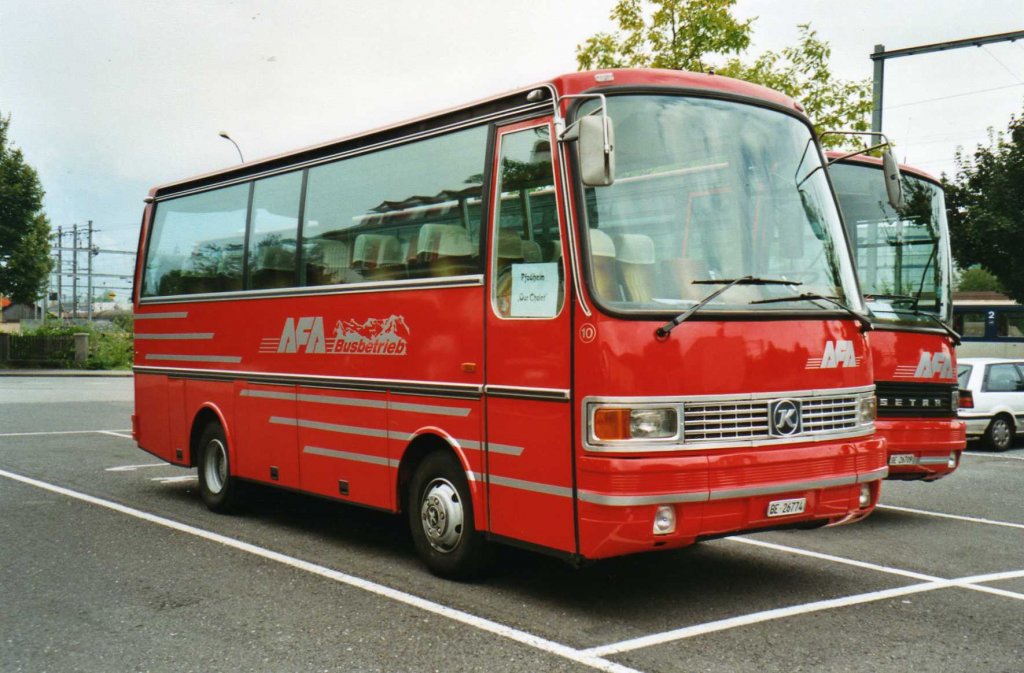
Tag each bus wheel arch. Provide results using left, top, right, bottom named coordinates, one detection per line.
left=397, top=433, right=490, bottom=579
left=190, top=405, right=242, bottom=512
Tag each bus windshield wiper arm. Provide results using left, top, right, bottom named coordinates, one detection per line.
left=750, top=292, right=872, bottom=332
left=887, top=306, right=962, bottom=346
left=655, top=276, right=800, bottom=338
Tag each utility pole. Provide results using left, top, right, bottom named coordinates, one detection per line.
left=87, top=220, right=94, bottom=321
left=870, top=30, right=1024, bottom=133
left=56, top=226, right=63, bottom=318
left=71, top=224, right=79, bottom=319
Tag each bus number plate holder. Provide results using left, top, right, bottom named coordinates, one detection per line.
left=767, top=497, right=806, bottom=518
left=889, top=454, right=916, bottom=466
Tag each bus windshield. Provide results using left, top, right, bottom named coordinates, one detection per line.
left=830, top=161, right=952, bottom=328
left=577, top=94, right=861, bottom=315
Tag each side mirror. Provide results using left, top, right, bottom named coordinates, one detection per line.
left=882, top=148, right=904, bottom=210
left=577, top=115, right=615, bottom=187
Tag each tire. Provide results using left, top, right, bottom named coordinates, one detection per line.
left=407, top=451, right=489, bottom=580
left=196, top=422, right=242, bottom=512
left=984, top=415, right=1014, bottom=452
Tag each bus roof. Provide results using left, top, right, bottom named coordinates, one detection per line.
left=150, top=69, right=804, bottom=200
left=826, top=151, right=940, bottom=185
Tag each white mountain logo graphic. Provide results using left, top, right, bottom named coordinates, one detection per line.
left=266, top=314, right=410, bottom=356
left=334, top=315, right=410, bottom=355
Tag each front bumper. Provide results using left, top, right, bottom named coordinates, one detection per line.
left=875, top=417, right=966, bottom=481
left=575, top=436, right=888, bottom=559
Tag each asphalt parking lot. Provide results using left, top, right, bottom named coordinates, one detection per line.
left=1, top=375, right=1022, bottom=673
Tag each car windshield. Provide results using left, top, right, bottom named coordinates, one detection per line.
left=577, top=94, right=861, bottom=314
left=957, top=364, right=972, bottom=388
left=830, top=161, right=952, bottom=328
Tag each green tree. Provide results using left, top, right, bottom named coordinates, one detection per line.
left=575, top=1, right=872, bottom=146
left=0, top=113, right=52, bottom=305
left=956, top=265, right=1004, bottom=293
left=944, top=114, right=1024, bottom=302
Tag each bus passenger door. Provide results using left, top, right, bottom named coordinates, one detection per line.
left=484, top=119, right=575, bottom=554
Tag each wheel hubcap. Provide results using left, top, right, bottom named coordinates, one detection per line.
left=204, top=439, right=228, bottom=494
left=420, top=478, right=464, bottom=553
left=993, top=421, right=1011, bottom=447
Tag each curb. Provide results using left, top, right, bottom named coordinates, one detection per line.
left=0, top=369, right=133, bottom=377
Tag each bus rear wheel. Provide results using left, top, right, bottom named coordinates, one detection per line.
left=407, top=451, right=489, bottom=580
left=197, top=421, right=242, bottom=512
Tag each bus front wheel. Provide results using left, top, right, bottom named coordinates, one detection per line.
left=407, top=451, right=489, bottom=580
left=197, top=422, right=241, bottom=512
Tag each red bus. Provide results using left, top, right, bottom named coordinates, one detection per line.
left=828, top=153, right=965, bottom=480
left=132, top=69, right=886, bottom=578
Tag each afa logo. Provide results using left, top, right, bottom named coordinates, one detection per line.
left=913, top=351, right=954, bottom=379
left=278, top=317, right=327, bottom=354
left=806, top=340, right=859, bottom=369
left=261, top=314, right=410, bottom=356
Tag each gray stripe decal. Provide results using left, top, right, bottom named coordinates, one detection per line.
left=145, top=354, right=242, bottom=363
left=578, top=490, right=708, bottom=506
left=858, top=467, right=890, bottom=482
left=135, top=333, right=214, bottom=340
left=487, top=475, right=572, bottom=498
left=459, top=439, right=524, bottom=456
left=241, top=389, right=299, bottom=400
left=271, top=416, right=388, bottom=439
left=134, top=312, right=188, bottom=320
left=708, top=475, right=857, bottom=500
left=917, top=456, right=952, bottom=466
left=579, top=470, right=890, bottom=507
left=271, top=416, right=522, bottom=456
left=303, top=445, right=392, bottom=466
left=241, top=388, right=470, bottom=417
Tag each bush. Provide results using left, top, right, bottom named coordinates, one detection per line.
left=22, top=318, right=134, bottom=369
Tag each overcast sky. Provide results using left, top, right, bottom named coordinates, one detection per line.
left=2, top=0, right=1023, bottom=301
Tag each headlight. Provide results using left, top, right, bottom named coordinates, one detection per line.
left=861, top=396, right=877, bottom=424
left=593, top=407, right=678, bottom=441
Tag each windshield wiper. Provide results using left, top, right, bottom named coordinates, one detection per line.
left=886, top=306, right=962, bottom=346
left=866, top=293, right=918, bottom=307
left=750, top=292, right=872, bottom=333
left=655, top=276, right=801, bottom=338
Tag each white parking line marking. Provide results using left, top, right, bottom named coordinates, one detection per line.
left=583, top=580, right=952, bottom=656
left=150, top=476, right=198, bottom=484
left=106, top=463, right=169, bottom=472
left=878, top=504, right=1024, bottom=531
left=729, top=536, right=940, bottom=581
left=97, top=430, right=134, bottom=439
left=0, top=467, right=643, bottom=673
left=585, top=567, right=1024, bottom=656
left=0, top=429, right=131, bottom=438
left=964, top=451, right=1024, bottom=462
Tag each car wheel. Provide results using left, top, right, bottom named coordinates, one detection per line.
left=407, top=450, right=490, bottom=580
left=197, top=422, right=242, bottom=512
left=984, top=415, right=1014, bottom=452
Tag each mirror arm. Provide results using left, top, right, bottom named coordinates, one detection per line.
left=555, top=93, right=609, bottom=146
left=818, top=130, right=894, bottom=161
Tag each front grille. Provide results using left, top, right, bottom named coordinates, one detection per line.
left=682, top=401, right=768, bottom=441
left=682, top=390, right=866, bottom=444
left=875, top=381, right=957, bottom=418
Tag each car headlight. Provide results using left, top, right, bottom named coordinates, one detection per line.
left=592, top=407, right=678, bottom=441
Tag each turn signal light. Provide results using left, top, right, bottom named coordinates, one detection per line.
left=593, top=408, right=632, bottom=440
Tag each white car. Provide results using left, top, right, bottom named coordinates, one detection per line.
left=958, top=357, right=1024, bottom=451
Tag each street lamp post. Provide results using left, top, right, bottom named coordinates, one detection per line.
left=218, top=131, right=244, bottom=163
